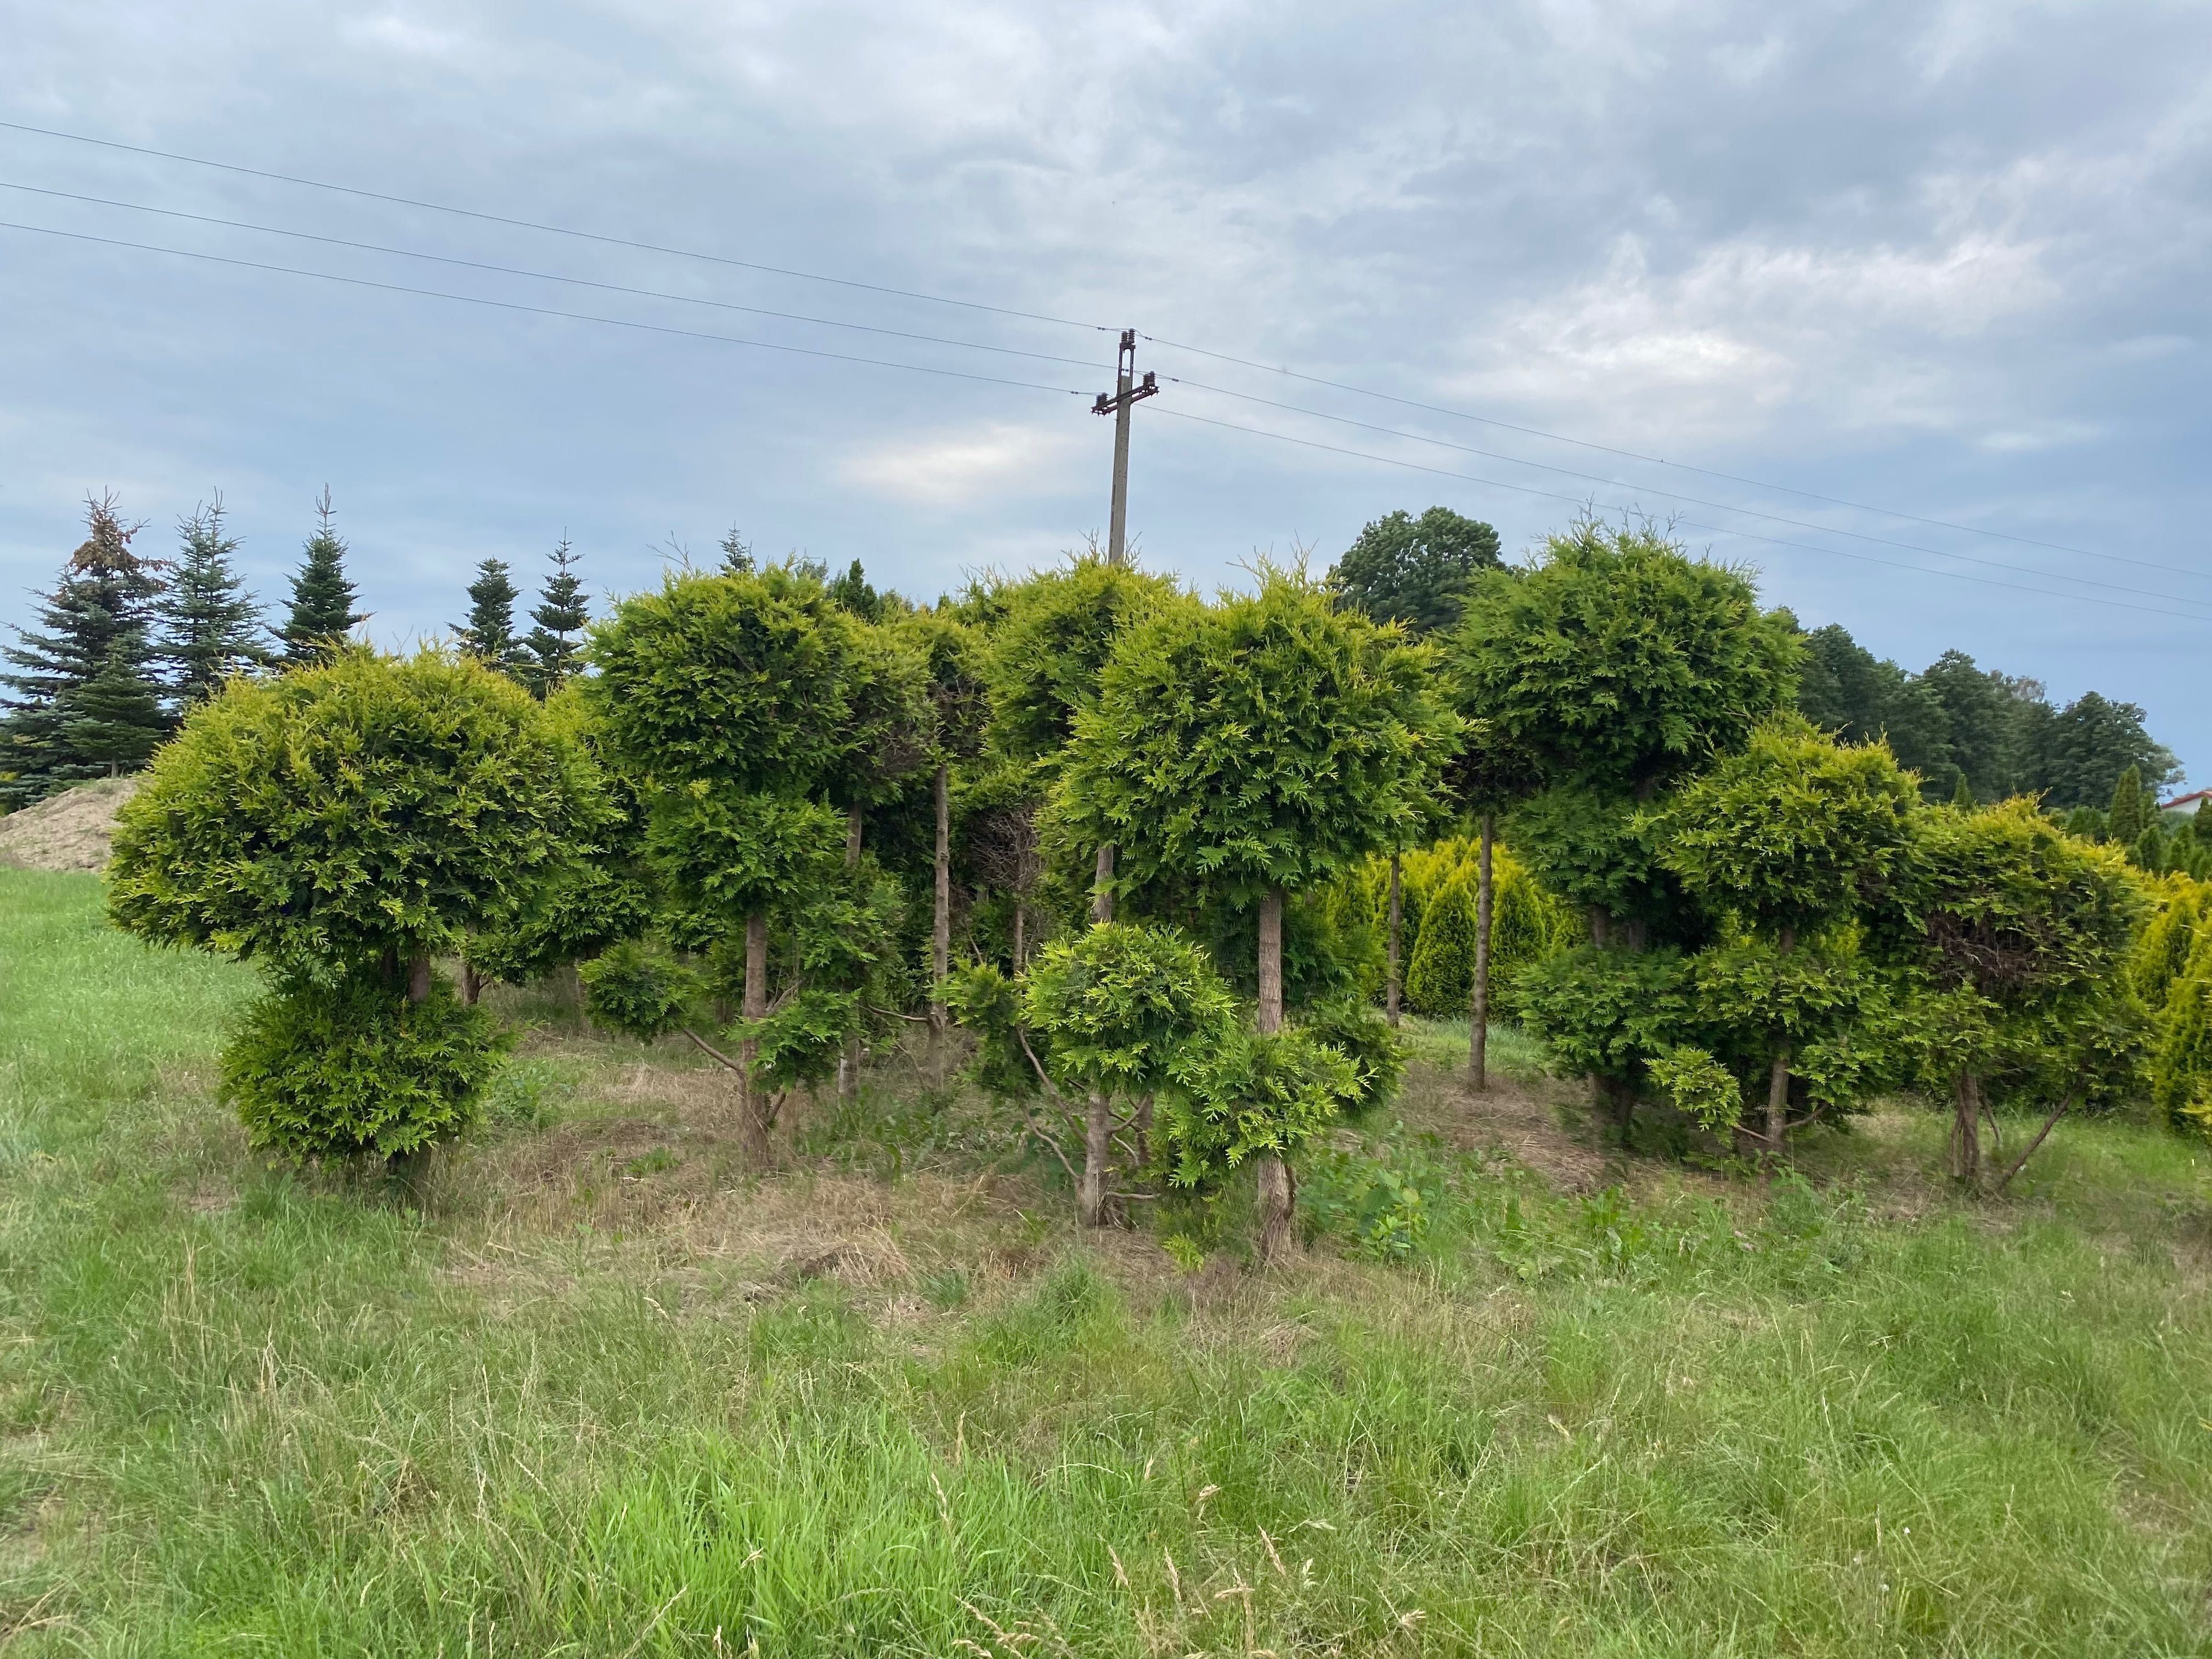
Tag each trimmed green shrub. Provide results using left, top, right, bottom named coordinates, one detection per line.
left=222, top=972, right=507, bottom=1161
left=1297, top=997, right=1404, bottom=1115
left=1158, top=1025, right=1359, bottom=1194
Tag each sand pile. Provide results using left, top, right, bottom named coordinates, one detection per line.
left=0, top=775, right=143, bottom=873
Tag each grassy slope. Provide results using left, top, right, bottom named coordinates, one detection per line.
left=3, top=867, right=2211, bottom=1657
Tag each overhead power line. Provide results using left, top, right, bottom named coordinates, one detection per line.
left=1147, top=404, right=2212, bottom=625
left=0, top=117, right=1110, bottom=334
left=0, top=219, right=1092, bottom=398
left=1160, top=375, right=2210, bottom=610
left=4, top=119, right=2188, bottom=611
left=0, top=179, right=1105, bottom=372
left=1143, top=334, right=2204, bottom=583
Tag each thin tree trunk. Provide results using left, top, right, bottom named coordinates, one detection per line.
left=1765, top=923, right=1796, bottom=1168
left=1092, top=843, right=1115, bottom=923
left=740, top=909, right=771, bottom=1166
left=1384, top=853, right=1402, bottom=1029
left=931, top=764, right=950, bottom=1069
left=1135, top=1092, right=1153, bottom=1171
left=557, top=960, right=584, bottom=1026
left=1080, top=1090, right=1110, bottom=1227
left=1255, top=884, right=1295, bottom=1263
left=1012, top=902, right=1027, bottom=969
left=846, top=803, right=863, bottom=866
left=1470, top=813, right=1494, bottom=1091
left=461, top=960, right=482, bottom=1007
left=1256, top=1156, right=1296, bottom=1264
left=1949, top=1072, right=1982, bottom=1186
left=407, top=951, right=432, bottom=1005
left=1257, top=885, right=1284, bottom=1035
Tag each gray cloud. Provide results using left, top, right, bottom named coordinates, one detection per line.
left=3, top=0, right=2209, bottom=773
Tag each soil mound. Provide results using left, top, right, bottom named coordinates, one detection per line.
left=0, top=776, right=143, bottom=873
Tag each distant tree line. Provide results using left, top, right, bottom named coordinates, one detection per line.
left=0, top=490, right=593, bottom=807
left=1796, top=623, right=2176, bottom=810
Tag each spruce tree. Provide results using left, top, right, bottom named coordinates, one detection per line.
left=456, top=558, right=526, bottom=676
left=1, top=492, right=166, bottom=803
left=159, top=494, right=270, bottom=704
left=281, top=488, right=366, bottom=665
left=60, top=643, right=167, bottom=776
left=520, top=538, right=590, bottom=699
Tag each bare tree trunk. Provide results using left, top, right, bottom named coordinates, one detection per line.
left=931, top=764, right=950, bottom=1071
left=846, top=803, right=863, bottom=866
left=1254, top=884, right=1295, bottom=1263
left=461, top=960, right=482, bottom=1007
left=557, top=960, right=584, bottom=1026
left=1588, top=906, right=1609, bottom=946
left=407, top=952, right=432, bottom=1005
left=1384, top=853, right=1402, bottom=1029
left=1135, top=1092, right=1153, bottom=1171
left=1092, top=843, right=1115, bottom=923
left=1764, top=923, right=1796, bottom=1169
left=1470, top=813, right=1494, bottom=1092
left=1080, top=1090, right=1110, bottom=1227
left=1256, top=1156, right=1296, bottom=1263
left=740, top=909, right=771, bottom=1166
left=1257, top=885, right=1284, bottom=1035
left=1949, top=1072, right=1982, bottom=1186
left=1012, top=902, right=1026, bottom=970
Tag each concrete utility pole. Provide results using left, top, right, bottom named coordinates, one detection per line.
left=1087, top=330, right=1160, bottom=924
left=1093, top=329, right=1159, bottom=567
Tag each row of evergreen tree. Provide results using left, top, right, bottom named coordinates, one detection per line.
left=0, top=491, right=591, bottom=807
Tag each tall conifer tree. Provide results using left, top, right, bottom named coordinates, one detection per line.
left=158, top=493, right=270, bottom=703
left=281, top=488, right=366, bottom=665
left=1, top=492, right=167, bottom=803
left=456, top=558, right=526, bottom=676
left=520, top=538, right=590, bottom=698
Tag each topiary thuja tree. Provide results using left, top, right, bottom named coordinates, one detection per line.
left=107, top=647, right=600, bottom=1165
left=1059, top=565, right=1460, bottom=1259
left=1456, top=520, right=1801, bottom=1139
left=984, top=552, right=1185, bottom=922
left=463, top=682, right=656, bottom=1009
left=586, top=563, right=888, bottom=1164
left=1657, top=716, right=1921, bottom=1161
left=949, top=922, right=1235, bottom=1226
left=1894, top=800, right=2147, bottom=1189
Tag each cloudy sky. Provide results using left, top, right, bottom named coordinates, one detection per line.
left=4, top=1, right=2209, bottom=778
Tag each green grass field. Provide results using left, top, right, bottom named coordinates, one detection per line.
left=5, top=866, right=2212, bottom=1656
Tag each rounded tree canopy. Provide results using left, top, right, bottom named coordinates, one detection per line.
left=588, top=563, right=868, bottom=794
left=108, top=646, right=601, bottom=975
left=1452, top=520, right=1801, bottom=796
left=1661, top=716, right=1921, bottom=936
left=1059, top=565, right=1463, bottom=905
left=984, top=552, right=1185, bottom=766
left=1020, top=922, right=1235, bottom=1098
left=1903, top=798, right=2146, bottom=1008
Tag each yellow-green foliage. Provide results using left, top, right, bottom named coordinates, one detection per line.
left=2131, top=875, right=2205, bottom=1013
left=2131, top=875, right=2212, bottom=1132
left=1360, top=836, right=1573, bottom=1018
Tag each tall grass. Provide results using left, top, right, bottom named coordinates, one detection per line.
left=4, top=869, right=2211, bottom=1655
